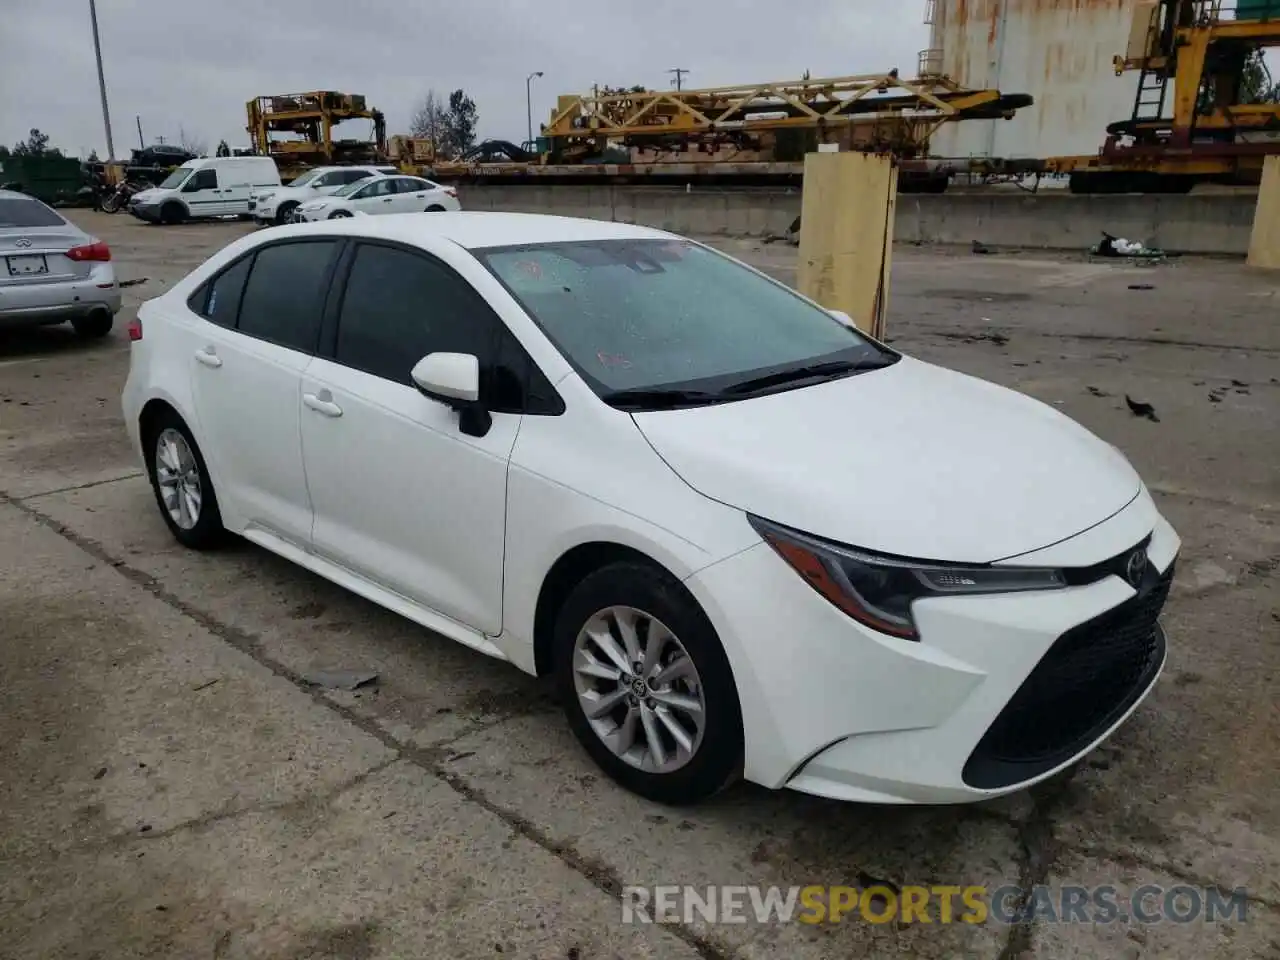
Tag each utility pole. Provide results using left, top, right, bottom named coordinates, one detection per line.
left=88, top=0, right=115, bottom=161
left=669, top=68, right=690, bottom=91
left=526, top=71, right=544, bottom=145
left=136, top=116, right=144, bottom=151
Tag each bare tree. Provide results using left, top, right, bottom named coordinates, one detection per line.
left=178, top=125, right=208, bottom=157
left=410, top=91, right=448, bottom=153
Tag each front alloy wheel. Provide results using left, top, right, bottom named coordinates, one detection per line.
left=573, top=606, right=706, bottom=774
left=555, top=561, right=742, bottom=805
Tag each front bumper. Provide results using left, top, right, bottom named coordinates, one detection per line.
left=0, top=266, right=122, bottom=327
left=130, top=202, right=161, bottom=223
left=685, top=498, right=1180, bottom=804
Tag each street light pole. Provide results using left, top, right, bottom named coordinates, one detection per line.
left=526, top=71, right=544, bottom=145
left=88, top=0, right=116, bottom=161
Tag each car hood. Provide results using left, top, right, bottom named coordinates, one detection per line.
left=630, top=357, right=1142, bottom=563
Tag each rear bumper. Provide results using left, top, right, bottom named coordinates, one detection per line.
left=0, top=268, right=122, bottom=327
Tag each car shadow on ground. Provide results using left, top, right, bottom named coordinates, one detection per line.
left=0, top=325, right=120, bottom=362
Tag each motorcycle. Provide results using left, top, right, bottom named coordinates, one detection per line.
left=99, top=179, right=146, bottom=214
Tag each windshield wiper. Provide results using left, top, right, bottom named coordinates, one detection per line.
left=601, top=388, right=729, bottom=411
left=720, top=357, right=894, bottom=396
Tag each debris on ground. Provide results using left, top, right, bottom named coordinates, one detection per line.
left=1128, top=284, right=1156, bottom=291
left=1125, top=395, right=1160, bottom=422
left=302, top=670, right=378, bottom=691
left=1209, top=384, right=1231, bottom=403
left=117, top=278, right=148, bottom=288
left=1087, top=386, right=1112, bottom=398
left=937, top=330, right=1010, bottom=347
left=763, top=216, right=801, bottom=246
left=1093, top=232, right=1167, bottom=260
left=972, top=240, right=993, bottom=255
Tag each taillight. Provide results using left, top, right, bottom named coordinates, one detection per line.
left=67, top=241, right=112, bottom=262
left=444, top=188, right=458, bottom=198
left=127, top=317, right=143, bottom=341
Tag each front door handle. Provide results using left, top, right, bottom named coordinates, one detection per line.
left=303, top=391, right=343, bottom=418
left=195, top=347, right=222, bottom=368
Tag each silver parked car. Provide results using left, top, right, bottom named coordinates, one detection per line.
left=0, top=190, right=121, bottom=337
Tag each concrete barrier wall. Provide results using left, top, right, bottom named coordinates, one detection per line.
left=457, top=184, right=1259, bottom=256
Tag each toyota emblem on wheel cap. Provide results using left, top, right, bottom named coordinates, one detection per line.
left=1125, top=548, right=1149, bottom=586
left=14, top=238, right=32, bottom=247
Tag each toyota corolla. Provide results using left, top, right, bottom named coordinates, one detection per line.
left=121, top=213, right=1179, bottom=806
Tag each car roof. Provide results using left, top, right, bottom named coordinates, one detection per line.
left=272, top=211, right=674, bottom=250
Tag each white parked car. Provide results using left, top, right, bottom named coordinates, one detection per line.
left=292, top=175, right=459, bottom=221
left=122, top=214, right=1179, bottom=806
left=249, top=165, right=398, bottom=225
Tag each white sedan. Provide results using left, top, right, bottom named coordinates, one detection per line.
left=292, top=175, right=459, bottom=221
left=122, top=213, right=1179, bottom=806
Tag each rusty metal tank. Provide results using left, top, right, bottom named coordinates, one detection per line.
left=926, top=0, right=1141, bottom=160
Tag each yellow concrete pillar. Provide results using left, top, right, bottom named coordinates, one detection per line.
left=1247, top=156, right=1280, bottom=271
left=796, top=151, right=898, bottom=339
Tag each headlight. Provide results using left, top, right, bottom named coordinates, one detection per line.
left=298, top=202, right=324, bottom=211
left=749, top=516, right=1066, bottom=641
left=255, top=191, right=275, bottom=201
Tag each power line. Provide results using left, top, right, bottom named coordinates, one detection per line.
left=668, top=68, right=691, bottom=91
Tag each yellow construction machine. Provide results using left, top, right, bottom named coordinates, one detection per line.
left=246, top=92, right=387, bottom=176
left=1051, top=0, right=1280, bottom=192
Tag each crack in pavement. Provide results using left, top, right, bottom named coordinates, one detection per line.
left=996, top=777, right=1071, bottom=960
left=14, top=471, right=146, bottom=502
left=0, top=491, right=732, bottom=960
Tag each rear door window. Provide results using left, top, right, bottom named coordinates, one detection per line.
left=0, top=197, right=65, bottom=228
left=236, top=241, right=339, bottom=353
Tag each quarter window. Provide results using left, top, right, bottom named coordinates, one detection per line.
left=190, top=255, right=253, bottom=326
left=237, top=241, right=337, bottom=352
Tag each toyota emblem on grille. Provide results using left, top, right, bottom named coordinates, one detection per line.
left=1125, top=548, right=1149, bottom=586
left=14, top=238, right=32, bottom=247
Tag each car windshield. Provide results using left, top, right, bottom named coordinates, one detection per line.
left=332, top=177, right=376, bottom=198
left=159, top=168, right=191, bottom=189
left=287, top=171, right=320, bottom=188
left=478, top=239, right=898, bottom=406
left=0, top=197, right=65, bottom=228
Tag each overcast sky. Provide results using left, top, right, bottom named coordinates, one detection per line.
left=0, top=0, right=927, bottom=158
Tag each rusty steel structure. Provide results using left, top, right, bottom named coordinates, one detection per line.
left=246, top=91, right=387, bottom=174
left=1049, top=0, right=1280, bottom=191
left=537, top=71, right=1033, bottom=167
left=925, top=0, right=1144, bottom=162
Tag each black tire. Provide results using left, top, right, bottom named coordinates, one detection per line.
left=142, top=410, right=225, bottom=550
left=275, top=201, right=298, bottom=224
left=71, top=312, right=113, bottom=338
left=101, top=193, right=122, bottom=214
left=328, top=210, right=353, bottom=219
left=160, top=201, right=186, bottom=225
left=553, top=561, right=743, bottom=805
left=425, top=204, right=447, bottom=212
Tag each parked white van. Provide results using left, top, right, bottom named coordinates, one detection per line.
left=129, top=157, right=281, bottom=225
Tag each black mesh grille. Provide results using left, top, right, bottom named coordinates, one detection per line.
left=963, top=563, right=1173, bottom=790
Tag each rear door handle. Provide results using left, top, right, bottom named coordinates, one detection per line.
left=303, top=392, right=343, bottom=418
left=381, top=198, right=393, bottom=203
left=195, top=347, right=222, bottom=368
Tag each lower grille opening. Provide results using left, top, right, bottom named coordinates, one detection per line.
left=962, top=563, right=1174, bottom=791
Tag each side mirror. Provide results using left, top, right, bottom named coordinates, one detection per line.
left=411, top=352, right=491, bottom=437
left=828, top=308, right=856, bottom=329
left=411, top=352, right=480, bottom=405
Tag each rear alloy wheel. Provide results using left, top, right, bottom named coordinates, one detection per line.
left=555, top=562, right=743, bottom=805
left=71, top=312, right=113, bottom=338
left=145, top=414, right=224, bottom=549
left=328, top=210, right=353, bottom=219
left=275, top=201, right=298, bottom=224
